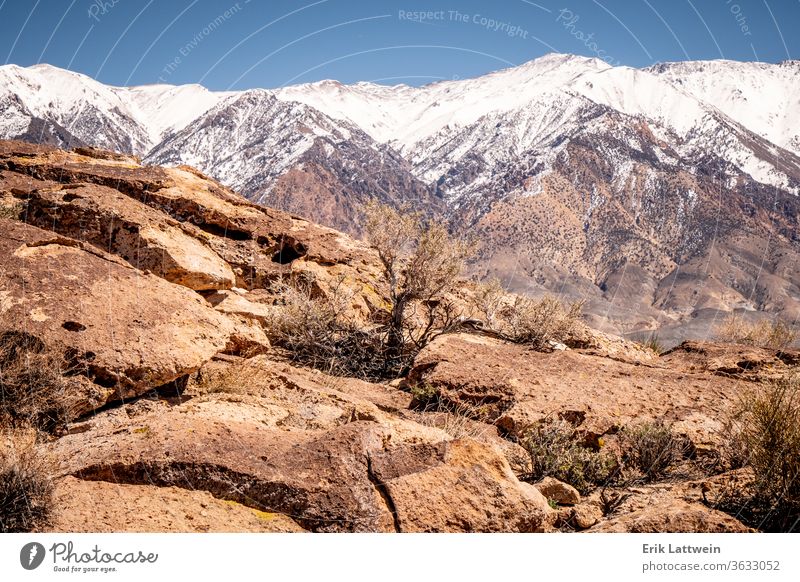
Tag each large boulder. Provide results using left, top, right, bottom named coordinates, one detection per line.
left=0, top=219, right=235, bottom=415
left=21, top=183, right=236, bottom=291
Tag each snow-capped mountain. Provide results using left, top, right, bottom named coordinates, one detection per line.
left=0, top=63, right=226, bottom=153
left=2, top=55, right=799, bottom=340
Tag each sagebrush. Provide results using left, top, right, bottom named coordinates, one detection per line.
left=0, top=428, right=55, bottom=532
left=519, top=418, right=615, bottom=495
left=470, top=281, right=584, bottom=350
left=0, top=330, right=76, bottom=432
left=716, top=316, right=797, bottom=350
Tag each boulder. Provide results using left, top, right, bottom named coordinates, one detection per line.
left=369, top=438, right=551, bottom=532
left=46, top=477, right=306, bottom=533
left=52, top=357, right=552, bottom=532
left=535, top=477, right=581, bottom=505
left=21, top=183, right=235, bottom=291
left=0, top=219, right=234, bottom=415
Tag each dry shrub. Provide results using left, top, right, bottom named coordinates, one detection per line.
left=470, top=281, right=584, bottom=350
left=505, top=295, right=584, bottom=349
left=363, top=201, right=473, bottom=362
left=413, top=401, right=495, bottom=442
left=518, top=418, right=615, bottom=495
left=0, top=427, right=55, bottom=532
left=0, top=330, right=76, bottom=432
left=264, top=281, right=391, bottom=381
left=731, top=376, right=800, bottom=509
left=716, top=316, right=797, bottom=350
left=618, top=420, right=688, bottom=481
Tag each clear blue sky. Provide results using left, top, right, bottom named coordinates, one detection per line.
left=1, top=0, right=797, bottom=89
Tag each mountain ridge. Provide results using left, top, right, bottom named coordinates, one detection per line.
left=2, top=55, right=799, bottom=342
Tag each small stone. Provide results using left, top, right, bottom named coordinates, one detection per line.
left=535, top=476, right=581, bottom=505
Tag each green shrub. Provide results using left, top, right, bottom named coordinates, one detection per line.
left=619, top=420, right=687, bottom=481
left=519, top=418, right=615, bottom=495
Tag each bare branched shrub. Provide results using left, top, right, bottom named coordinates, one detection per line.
left=0, top=330, right=76, bottom=432
left=716, top=316, right=797, bottom=350
left=469, top=277, right=506, bottom=330
left=264, top=280, right=389, bottom=380
left=731, top=376, right=800, bottom=510
left=469, top=281, right=584, bottom=350
left=0, top=427, right=55, bottom=532
left=618, top=420, right=688, bottom=481
left=363, top=201, right=473, bottom=367
left=519, top=418, right=615, bottom=495
left=504, top=295, right=584, bottom=349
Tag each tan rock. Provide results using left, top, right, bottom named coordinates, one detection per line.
left=21, top=183, right=235, bottom=291
left=0, top=219, right=234, bottom=415
left=52, top=357, right=551, bottom=532
left=205, top=290, right=276, bottom=323
left=571, top=503, right=603, bottom=529
left=370, top=438, right=552, bottom=532
left=535, top=476, right=581, bottom=505
left=46, top=476, right=306, bottom=533
left=409, top=333, right=747, bottom=447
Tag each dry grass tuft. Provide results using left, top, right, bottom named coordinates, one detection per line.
left=0, top=330, right=78, bottom=432
left=716, top=316, right=797, bottom=350
left=618, top=420, right=688, bottom=481
left=0, top=427, right=55, bottom=532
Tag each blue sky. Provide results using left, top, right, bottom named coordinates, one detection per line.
left=0, top=0, right=797, bottom=89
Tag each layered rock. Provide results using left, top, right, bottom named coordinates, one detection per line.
left=408, top=332, right=757, bottom=449
left=52, top=356, right=552, bottom=533
left=0, top=218, right=234, bottom=414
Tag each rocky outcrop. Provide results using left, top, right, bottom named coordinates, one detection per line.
left=408, top=333, right=750, bottom=449
left=0, top=219, right=235, bottom=414
left=52, top=356, right=552, bottom=533
left=0, top=141, right=386, bottom=315
left=0, top=140, right=388, bottom=417
left=0, top=140, right=779, bottom=533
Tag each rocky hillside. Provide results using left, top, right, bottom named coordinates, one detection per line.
left=2, top=141, right=796, bottom=533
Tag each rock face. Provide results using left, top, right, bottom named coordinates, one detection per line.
left=52, top=356, right=552, bottom=533
left=408, top=332, right=773, bottom=450
left=0, top=140, right=385, bottom=416
left=0, top=218, right=234, bottom=413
